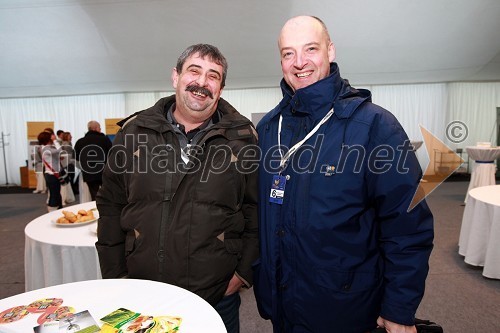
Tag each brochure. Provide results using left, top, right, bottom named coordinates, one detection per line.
left=1, top=298, right=182, bottom=333
left=100, top=308, right=182, bottom=333
left=0, top=298, right=74, bottom=326
left=33, top=310, right=100, bottom=333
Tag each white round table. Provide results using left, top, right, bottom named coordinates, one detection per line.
left=77, top=170, right=92, bottom=203
left=0, top=279, right=226, bottom=333
left=459, top=185, right=500, bottom=279
left=24, top=201, right=101, bottom=291
left=464, top=146, right=500, bottom=202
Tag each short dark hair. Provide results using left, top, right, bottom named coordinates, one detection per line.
left=56, top=130, right=64, bottom=136
left=176, top=44, right=228, bottom=88
left=38, top=131, right=52, bottom=145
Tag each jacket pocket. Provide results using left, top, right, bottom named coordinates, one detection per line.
left=315, top=267, right=381, bottom=293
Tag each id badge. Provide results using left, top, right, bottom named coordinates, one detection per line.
left=269, top=175, right=286, bottom=204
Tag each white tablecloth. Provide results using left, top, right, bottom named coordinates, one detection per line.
left=459, top=185, right=500, bottom=279
left=0, top=279, right=226, bottom=333
left=78, top=174, right=92, bottom=203
left=24, top=202, right=102, bottom=291
left=464, top=146, right=500, bottom=202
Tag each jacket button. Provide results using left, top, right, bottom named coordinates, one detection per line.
left=157, top=250, right=165, bottom=261
left=276, top=229, right=285, bottom=237
left=279, top=284, right=287, bottom=290
left=342, top=284, right=351, bottom=291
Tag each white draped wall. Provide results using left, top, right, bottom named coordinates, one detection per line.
left=367, top=83, right=448, bottom=169
left=0, top=82, right=499, bottom=185
left=446, top=82, right=500, bottom=148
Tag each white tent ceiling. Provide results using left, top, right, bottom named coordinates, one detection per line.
left=1, top=0, right=500, bottom=99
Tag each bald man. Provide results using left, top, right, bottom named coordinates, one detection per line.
left=74, top=120, right=112, bottom=200
left=253, top=16, right=434, bottom=333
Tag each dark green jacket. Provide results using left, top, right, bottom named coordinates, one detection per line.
left=96, top=95, right=259, bottom=305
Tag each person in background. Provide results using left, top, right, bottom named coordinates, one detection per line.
left=60, top=132, right=74, bottom=156
left=41, top=128, right=61, bottom=203
left=74, top=121, right=112, bottom=201
left=95, top=44, right=259, bottom=333
left=61, top=132, right=77, bottom=191
left=32, top=137, right=47, bottom=194
left=44, top=128, right=60, bottom=149
left=37, top=131, right=63, bottom=211
left=56, top=129, right=64, bottom=145
left=60, top=131, right=76, bottom=205
left=253, top=16, right=434, bottom=333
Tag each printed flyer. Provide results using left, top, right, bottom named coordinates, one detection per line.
left=0, top=298, right=182, bottom=333
left=34, top=310, right=100, bottom=333
left=100, top=308, right=182, bottom=333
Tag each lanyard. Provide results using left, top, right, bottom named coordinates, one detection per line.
left=277, top=108, right=334, bottom=173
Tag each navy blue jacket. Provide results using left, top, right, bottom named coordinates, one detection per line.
left=253, top=63, right=434, bottom=333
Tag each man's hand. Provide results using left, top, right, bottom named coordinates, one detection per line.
left=224, top=274, right=245, bottom=296
left=376, top=316, right=417, bottom=333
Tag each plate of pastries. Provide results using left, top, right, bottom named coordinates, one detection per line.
left=52, top=208, right=98, bottom=226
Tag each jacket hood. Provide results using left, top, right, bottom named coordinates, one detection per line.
left=272, top=63, right=372, bottom=121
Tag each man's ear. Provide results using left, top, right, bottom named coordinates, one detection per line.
left=171, top=67, right=179, bottom=89
left=328, top=42, right=336, bottom=62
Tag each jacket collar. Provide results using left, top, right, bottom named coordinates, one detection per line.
left=85, top=130, right=103, bottom=136
left=117, top=95, right=251, bottom=134
left=268, top=63, right=372, bottom=121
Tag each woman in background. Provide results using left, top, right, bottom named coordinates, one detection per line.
left=32, top=139, right=47, bottom=194
left=60, top=131, right=76, bottom=204
left=38, top=131, right=63, bottom=212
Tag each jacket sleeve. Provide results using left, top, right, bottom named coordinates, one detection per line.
left=367, top=112, right=434, bottom=326
left=235, top=136, right=260, bottom=287
left=95, top=129, right=129, bottom=278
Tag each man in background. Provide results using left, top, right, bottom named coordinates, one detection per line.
left=74, top=120, right=112, bottom=201
left=56, top=129, right=64, bottom=145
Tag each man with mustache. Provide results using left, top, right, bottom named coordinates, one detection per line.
left=253, top=16, right=434, bottom=333
left=96, top=44, right=259, bottom=333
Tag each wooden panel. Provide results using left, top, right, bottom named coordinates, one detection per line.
left=29, top=169, right=37, bottom=188
left=20, top=167, right=38, bottom=188
left=105, top=118, right=123, bottom=135
left=27, top=121, right=54, bottom=140
left=20, top=166, right=29, bottom=188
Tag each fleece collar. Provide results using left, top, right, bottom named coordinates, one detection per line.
left=269, top=63, right=372, bottom=121
left=117, top=95, right=250, bottom=135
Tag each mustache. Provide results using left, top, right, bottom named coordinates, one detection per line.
left=185, top=85, right=213, bottom=99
